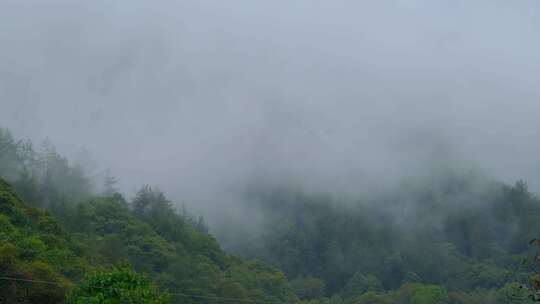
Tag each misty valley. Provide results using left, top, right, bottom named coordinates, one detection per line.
left=2, top=128, right=540, bottom=304
left=3, top=1, right=540, bottom=303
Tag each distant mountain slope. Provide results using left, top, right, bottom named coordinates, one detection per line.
left=228, top=175, right=538, bottom=299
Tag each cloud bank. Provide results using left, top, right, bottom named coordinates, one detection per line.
left=2, top=0, right=540, bottom=216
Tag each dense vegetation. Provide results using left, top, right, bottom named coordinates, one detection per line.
left=2, top=126, right=540, bottom=303
left=225, top=175, right=540, bottom=303
left=0, top=178, right=89, bottom=303
left=0, top=128, right=295, bottom=304
left=66, top=264, right=170, bottom=304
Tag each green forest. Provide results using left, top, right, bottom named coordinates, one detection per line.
left=1, top=126, right=540, bottom=304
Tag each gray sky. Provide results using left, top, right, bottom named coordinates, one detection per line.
left=2, top=0, right=540, bottom=213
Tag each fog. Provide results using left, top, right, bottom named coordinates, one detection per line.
left=2, top=0, right=540, bottom=221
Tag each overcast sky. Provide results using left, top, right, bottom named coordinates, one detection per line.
left=2, top=0, right=540, bottom=211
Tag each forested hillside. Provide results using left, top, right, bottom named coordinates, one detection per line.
left=0, top=178, right=89, bottom=303
left=1, top=127, right=539, bottom=303
left=225, top=176, right=540, bottom=303
left=5, top=0, right=540, bottom=302
left=0, top=128, right=295, bottom=303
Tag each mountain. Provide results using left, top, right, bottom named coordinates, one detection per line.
left=2, top=127, right=538, bottom=304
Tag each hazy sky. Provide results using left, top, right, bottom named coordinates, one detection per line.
left=2, top=0, right=540, bottom=210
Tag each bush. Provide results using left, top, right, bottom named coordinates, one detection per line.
left=66, top=264, right=170, bottom=304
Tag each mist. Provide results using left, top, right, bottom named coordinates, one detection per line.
left=2, top=0, right=540, bottom=223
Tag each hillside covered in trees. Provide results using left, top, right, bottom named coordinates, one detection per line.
left=0, top=128, right=295, bottom=303
left=1, top=127, right=540, bottom=304
left=227, top=177, right=540, bottom=303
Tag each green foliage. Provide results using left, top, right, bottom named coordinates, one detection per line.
left=409, top=284, right=448, bottom=304
left=0, top=175, right=295, bottom=304
left=447, top=289, right=497, bottom=304
left=494, top=282, right=531, bottom=303
left=0, top=179, right=88, bottom=303
left=0, top=127, right=94, bottom=208
left=347, top=291, right=388, bottom=304
left=66, top=264, right=170, bottom=304
left=0, top=126, right=296, bottom=303
left=402, top=271, right=422, bottom=284
left=341, top=272, right=382, bottom=299
left=291, top=276, right=327, bottom=300
left=5, top=126, right=540, bottom=304
left=233, top=177, right=540, bottom=297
